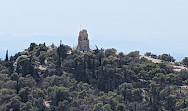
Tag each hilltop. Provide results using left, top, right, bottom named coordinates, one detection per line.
left=140, top=56, right=187, bottom=72
left=0, top=42, right=188, bottom=111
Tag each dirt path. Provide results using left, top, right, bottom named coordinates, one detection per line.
left=140, top=56, right=187, bottom=72
left=140, top=56, right=162, bottom=63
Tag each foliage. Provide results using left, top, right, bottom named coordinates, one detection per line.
left=182, top=57, right=188, bottom=66
left=0, top=43, right=187, bottom=111
left=160, top=54, right=175, bottom=62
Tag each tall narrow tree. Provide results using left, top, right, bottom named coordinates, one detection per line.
left=5, top=50, right=9, bottom=61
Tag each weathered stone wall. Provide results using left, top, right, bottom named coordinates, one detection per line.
left=77, top=29, right=90, bottom=52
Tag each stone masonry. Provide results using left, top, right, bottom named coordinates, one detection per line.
left=77, top=29, right=90, bottom=52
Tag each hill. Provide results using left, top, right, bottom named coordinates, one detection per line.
left=0, top=43, right=188, bottom=111
left=140, top=56, right=187, bottom=72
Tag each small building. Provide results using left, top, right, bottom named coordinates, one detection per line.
left=77, top=29, right=90, bottom=52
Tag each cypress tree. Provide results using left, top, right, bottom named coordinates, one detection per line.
left=5, top=50, right=9, bottom=61
left=43, top=42, right=46, bottom=47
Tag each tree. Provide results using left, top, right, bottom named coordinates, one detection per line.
left=18, top=87, right=31, bottom=103
left=20, top=102, right=34, bottom=111
left=127, top=51, right=140, bottom=59
left=5, top=50, right=8, bottom=62
left=115, top=103, right=125, bottom=111
left=93, top=102, right=103, bottom=111
left=47, top=86, right=70, bottom=106
left=160, top=54, right=175, bottom=62
left=102, top=104, right=113, bottom=111
left=57, top=44, right=72, bottom=67
left=182, top=57, right=188, bottom=66
left=0, top=42, right=187, bottom=111
left=29, top=43, right=37, bottom=51
left=151, top=54, right=158, bottom=59
left=4, top=96, right=21, bottom=111
left=39, top=51, right=47, bottom=64
left=144, top=52, right=151, bottom=57
left=105, top=48, right=117, bottom=57
left=57, top=100, right=69, bottom=111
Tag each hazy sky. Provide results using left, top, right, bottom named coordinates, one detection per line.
left=0, top=0, right=188, bottom=61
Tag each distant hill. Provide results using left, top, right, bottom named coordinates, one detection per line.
left=0, top=42, right=188, bottom=111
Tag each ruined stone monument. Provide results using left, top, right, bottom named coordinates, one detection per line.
left=77, top=29, right=90, bottom=52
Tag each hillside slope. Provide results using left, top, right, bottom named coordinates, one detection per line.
left=0, top=43, right=187, bottom=111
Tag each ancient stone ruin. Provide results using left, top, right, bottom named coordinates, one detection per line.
left=77, top=29, right=90, bottom=52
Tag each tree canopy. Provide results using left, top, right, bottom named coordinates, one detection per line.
left=0, top=43, right=187, bottom=111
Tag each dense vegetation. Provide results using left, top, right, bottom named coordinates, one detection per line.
left=0, top=42, right=188, bottom=111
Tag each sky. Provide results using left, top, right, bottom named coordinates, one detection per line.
left=0, top=0, right=188, bottom=61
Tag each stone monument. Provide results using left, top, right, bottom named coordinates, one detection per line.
left=77, top=29, right=90, bottom=52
